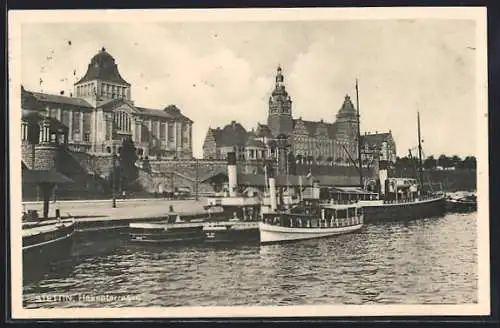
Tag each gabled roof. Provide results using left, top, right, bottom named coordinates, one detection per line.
left=213, top=121, right=248, bottom=147
left=29, top=91, right=93, bottom=109
left=255, top=123, right=272, bottom=138
left=75, top=47, right=130, bottom=85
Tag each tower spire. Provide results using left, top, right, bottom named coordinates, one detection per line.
left=275, top=65, right=284, bottom=87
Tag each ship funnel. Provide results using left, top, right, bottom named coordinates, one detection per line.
left=266, top=161, right=277, bottom=211
left=312, top=181, right=320, bottom=199
left=378, top=160, right=388, bottom=196
left=269, top=177, right=277, bottom=211
left=227, top=152, right=237, bottom=197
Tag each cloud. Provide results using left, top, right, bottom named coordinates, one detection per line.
left=20, top=20, right=478, bottom=158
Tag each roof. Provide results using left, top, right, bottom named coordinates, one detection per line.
left=98, top=99, right=193, bottom=122
left=361, top=132, right=393, bottom=147
left=336, top=94, right=358, bottom=119
left=29, top=91, right=93, bottom=109
left=22, top=169, right=74, bottom=184
left=75, top=47, right=130, bottom=85
left=292, top=119, right=337, bottom=138
left=213, top=121, right=248, bottom=147
left=255, top=123, right=272, bottom=137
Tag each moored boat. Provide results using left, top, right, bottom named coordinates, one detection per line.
left=203, top=152, right=262, bottom=244
left=259, top=171, right=363, bottom=245
left=260, top=203, right=363, bottom=245
left=445, top=191, right=477, bottom=213
left=128, top=215, right=206, bottom=244
left=22, top=212, right=76, bottom=272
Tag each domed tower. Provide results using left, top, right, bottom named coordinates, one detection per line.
left=74, top=47, right=131, bottom=107
left=335, top=94, right=359, bottom=157
left=267, top=66, right=293, bottom=137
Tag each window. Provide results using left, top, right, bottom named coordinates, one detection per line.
left=160, top=122, right=166, bottom=140
left=84, top=133, right=90, bottom=142
left=61, top=111, right=70, bottom=128
left=168, top=122, right=174, bottom=142
left=72, top=111, right=80, bottom=136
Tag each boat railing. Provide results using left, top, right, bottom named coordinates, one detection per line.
left=261, top=214, right=362, bottom=229
left=382, top=193, right=442, bottom=204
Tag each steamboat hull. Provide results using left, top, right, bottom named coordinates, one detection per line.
left=362, top=196, right=446, bottom=223
left=259, top=222, right=363, bottom=245
left=204, top=222, right=259, bottom=244
left=23, top=222, right=75, bottom=276
left=129, top=222, right=205, bottom=244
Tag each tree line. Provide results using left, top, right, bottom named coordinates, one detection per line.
left=395, top=154, right=477, bottom=170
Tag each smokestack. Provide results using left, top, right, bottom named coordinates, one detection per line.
left=312, top=180, right=320, bottom=199
left=266, top=160, right=277, bottom=211
left=269, top=177, right=277, bottom=211
left=227, top=152, right=237, bottom=197
left=378, top=160, right=388, bottom=196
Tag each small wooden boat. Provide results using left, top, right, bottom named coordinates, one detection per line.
left=23, top=215, right=75, bottom=269
left=129, top=216, right=206, bottom=244
left=445, top=192, right=477, bottom=213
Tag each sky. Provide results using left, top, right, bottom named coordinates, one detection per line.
left=20, top=19, right=479, bottom=159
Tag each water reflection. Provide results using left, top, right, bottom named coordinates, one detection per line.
left=23, top=213, right=478, bottom=308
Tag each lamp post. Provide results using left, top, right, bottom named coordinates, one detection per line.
left=112, top=145, right=117, bottom=208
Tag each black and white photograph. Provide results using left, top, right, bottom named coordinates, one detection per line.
left=8, top=7, right=489, bottom=319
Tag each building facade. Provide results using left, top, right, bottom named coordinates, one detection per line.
left=21, top=47, right=193, bottom=160
left=360, top=131, right=397, bottom=166
left=203, top=66, right=361, bottom=166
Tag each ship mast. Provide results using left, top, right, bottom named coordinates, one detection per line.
left=355, top=78, right=363, bottom=189
left=417, top=111, right=425, bottom=192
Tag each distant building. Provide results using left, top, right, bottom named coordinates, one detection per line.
left=21, top=47, right=193, bottom=160
left=360, top=131, right=397, bottom=165
left=202, top=66, right=361, bottom=166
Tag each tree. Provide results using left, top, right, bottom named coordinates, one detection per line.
left=118, top=136, right=139, bottom=191
left=326, top=156, right=334, bottom=165
left=451, top=155, right=461, bottom=168
left=423, top=155, right=437, bottom=170
left=462, top=156, right=477, bottom=170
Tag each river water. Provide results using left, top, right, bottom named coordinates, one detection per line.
left=23, top=212, right=477, bottom=308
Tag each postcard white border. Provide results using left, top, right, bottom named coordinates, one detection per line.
left=8, top=7, right=489, bottom=319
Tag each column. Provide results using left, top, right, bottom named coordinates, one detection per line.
left=80, top=112, right=84, bottom=141
left=137, top=120, right=142, bottom=143
left=165, top=121, right=168, bottom=145
left=21, top=122, right=27, bottom=141
left=131, top=117, right=136, bottom=141
left=57, top=108, right=62, bottom=121
left=68, top=110, right=73, bottom=142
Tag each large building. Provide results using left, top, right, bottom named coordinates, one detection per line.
left=21, top=47, right=193, bottom=160
left=203, top=66, right=361, bottom=166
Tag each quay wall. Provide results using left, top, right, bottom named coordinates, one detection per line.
left=21, top=145, right=375, bottom=201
